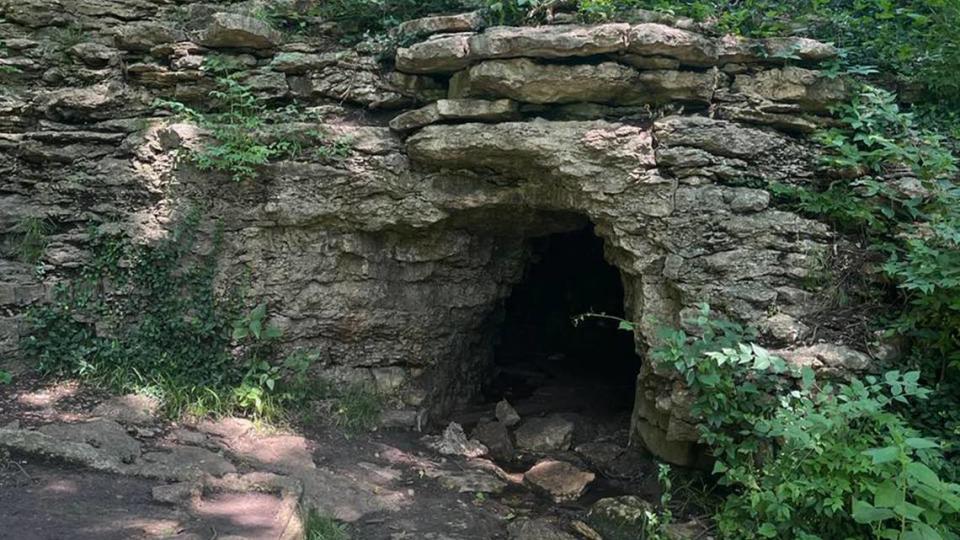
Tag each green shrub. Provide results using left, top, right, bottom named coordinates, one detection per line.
left=155, top=75, right=350, bottom=182
left=637, top=305, right=960, bottom=540
left=20, top=213, right=322, bottom=421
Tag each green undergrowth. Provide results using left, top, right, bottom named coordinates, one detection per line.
left=770, top=83, right=960, bottom=476
left=303, top=507, right=350, bottom=540
left=155, top=59, right=352, bottom=182
left=21, top=210, right=380, bottom=429
left=614, top=306, right=960, bottom=539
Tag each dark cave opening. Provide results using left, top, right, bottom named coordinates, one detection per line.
left=483, top=225, right=641, bottom=417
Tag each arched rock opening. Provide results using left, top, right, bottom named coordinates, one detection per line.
left=483, top=225, right=640, bottom=421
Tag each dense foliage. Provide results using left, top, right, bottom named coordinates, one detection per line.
left=622, top=306, right=960, bottom=539
left=21, top=212, right=380, bottom=427
left=156, top=58, right=351, bottom=182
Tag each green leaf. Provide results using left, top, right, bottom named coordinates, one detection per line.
left=758, top=523, right=778, bottom=538
left=232, top=325, right=249, bottom=340
left=875, top=481, right=904, bottom=508
left=905, top=438, right=940, bottom=450
left=249, top=318, right=262, bottom=340
left=853, top=500, right=897, bottom=524
left=617, top=320, right=635, bottom=331
left=906, top=462, right=941, bottom=488
left=864, top=446, right=900, bottom=464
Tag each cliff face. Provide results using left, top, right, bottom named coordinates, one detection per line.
left=0, top=1, right=867, bottom=464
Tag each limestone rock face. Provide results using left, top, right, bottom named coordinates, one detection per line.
left=0, top=5, right=865, bottom=469
left=389, top=99, right=519, bottom=131
left=200, top=13, right=283, bottom=50
left=394, top=11, right=485, bottom=39
left=733, top=66, right=848, bottom=112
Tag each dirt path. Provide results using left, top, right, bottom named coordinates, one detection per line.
left=0, top=376, right=705, bottom=540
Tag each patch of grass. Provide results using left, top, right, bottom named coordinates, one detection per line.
left=11, top=216, right=53, bottom=265
left=333, top=384, right=382, bottom=434
left=303, top=508, right=350, bottom=540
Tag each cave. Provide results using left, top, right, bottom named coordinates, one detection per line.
left=479, top=226, right=641, bottom=423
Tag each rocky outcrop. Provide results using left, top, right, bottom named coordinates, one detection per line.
left=0, top=3, right=866, bottom=466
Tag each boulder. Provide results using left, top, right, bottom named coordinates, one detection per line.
left=434, top=467, right=507, bottom=494
left=732, top=66, right=847, bottom=112
left=68, top=42, right=118, bottom=69
left=424, top=422, right=488, bottom=458
left=113, top=22, right=186, bottom=52
left=200, top=13, right=282, bottom=50
left=470, top=420, right=514, bottom=461
left=394, top=11, right=485, bottom=39
left=626, top=23, right=717, bottom=66
left=92, top=394, right=160, bottom=425
left=718, top=35, right=837, bottom=64
left=587, top=496, right=654, bottom=540
left=450, top=59, right=643, bottom=105
left=396, top=33, right=474, bottom=74
left=450, top=59, right=718, bottom=105
left=495, top=399, right=521, bottom=427
left=38, top=419, right=141, bottom=464
left=515, top=414, right=575, bottom=452
left=389, top=99, right=519, bottom=131
left=469, top=23, right=630, bottom=60
left=524, top=459, right=595, bottom=502
left=137, top=445, right=237, bottom=481
left=507, top=517, right=576, bottom=540
left=775, top=343, right=871, bottom=373
left=395, top=23, right=631, bottom=74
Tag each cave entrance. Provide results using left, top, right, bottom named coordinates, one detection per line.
left=484, top=225, right=640, bottom=422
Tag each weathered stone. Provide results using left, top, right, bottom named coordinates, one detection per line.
left=760, top=313, right=809, bottom=342
left=386, top=71, right=447, bottom=102
left=617, top=54, right=681, bottom=69
left=627, top=23, right=717, bottom=66
left=733, top=66, right=847, bottom=112
left=575, top=441, right=624, bottom=469
left=137, top=445, right=237, bottom=480
left=718, top=35, right=838, bottom=64
left=394, top=11, right=485, bottom=38
left=524, top=459, right=595, bottom=502
left=269, top=51, right=346, bottom=74
left=152, top=481, right=201, bottom=504
left=775, top=343, right=871, bottom=373
left=435, top=467, right=507, bottom=494
left=92, top=394, right=160, bottom=425
left=38, top=419, right=141, bottom=464
left=389, top=99, right=519, bottom=131
left=407, top=120, right=656, bottom=186
left=0, top=428, right=128, bottom=473
left=113, top=22, right=186, bottom=52
left=200, top=13, right=282, bottom=50
left=587, top=496, right=654, bottom=540
left=515, top=414, right=575, bottom=452
left=495, top=399, right=521, bottom=427
left=424, top=422, right=488, bottom=458
left=288, top=60, right=408, bottom=108
left=470, top=421, right=514, bottom=461
left=470, top=23, right=630, bottom=60
left=507, top=517, right=577, bottom=540
left=68, top=42, right=118, bottom=69
left=396, top=33, right=474, bottom=74
left=450, top=59, right=640, bottom=104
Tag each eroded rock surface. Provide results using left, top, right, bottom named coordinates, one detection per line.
left=0, top=3, right=869, bottom=467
